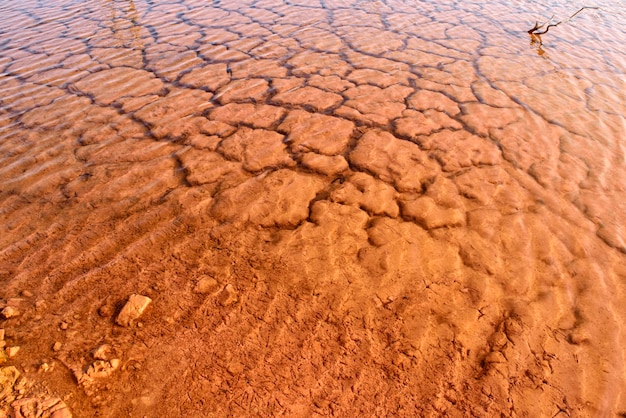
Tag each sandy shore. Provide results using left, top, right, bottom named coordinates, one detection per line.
left=1, top=0, right=626, bottom=416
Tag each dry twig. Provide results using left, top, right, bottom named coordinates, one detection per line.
left=528, top=6, right=599, bottom=35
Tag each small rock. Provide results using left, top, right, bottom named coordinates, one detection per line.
left=116, top=294, right=152, bottom=327
left=1, top=307, right=18, bottom=319
left=39, top=363, right=50, bottom=372
left=0, top=341, right=5, bottom=348
left=59, top=322, right=69, bottom=330
left=52, top=342, right=62, bottom=352
left=0, top=329, right=4, bottom=340
left=218, top=284, right=238, bottom=307
left=5, top=347, right=19, bottom=358
left=0, top=349, right=7, bottom=365
left=0, top=366, right=20, bottom=401
left=93, top=344, right=112, bottom=360
left=21, top=290, right=33, bottom=298
left=193, top=277, right=219, bottom=294
left=85, top=359, right=120, bottom=378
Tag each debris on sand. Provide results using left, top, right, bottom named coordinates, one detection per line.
left=0, top=366, right=20, bottom=402
left=116, top=295, right=152, bottom=327
left=193, top=277, right=220, bottom=294
left=0, top=308, right=18, bottom=320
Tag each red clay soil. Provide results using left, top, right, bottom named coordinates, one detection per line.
left=1, top=0, right=626, bottom=417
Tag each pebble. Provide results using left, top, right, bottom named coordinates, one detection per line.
left=1, top=307, right=18, bottom=319
left=21, top=290, right=33, bottom=298
left=93, top=344, right=112, bottom=360
left=59, top=321, right=69, bottom=330
left=193, top=277, right=219, bottom=294
left=0, top=329, right=4, bottom=340
left=85, top=359, right=120, bottom=378
left=116, top=294, right=152, bottom=327
left=52, top=342, right=62, bottom=352
left=6, top=346, right=19, bottom=358
left=39, top=363, right=51, bottom=372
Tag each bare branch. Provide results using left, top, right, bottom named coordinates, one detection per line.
left=528, top=7, right=599, bottom=35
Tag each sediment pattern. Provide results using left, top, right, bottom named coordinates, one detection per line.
left=1, top=0, right=625, bottom=416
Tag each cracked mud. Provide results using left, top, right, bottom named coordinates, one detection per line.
left=1, top=0, right=625, bottom=416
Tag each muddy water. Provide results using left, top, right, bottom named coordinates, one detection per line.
left=1, top=0, right=625, bottom=416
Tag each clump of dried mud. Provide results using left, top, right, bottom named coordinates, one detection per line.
left=1, top=0, right=625, bottom=416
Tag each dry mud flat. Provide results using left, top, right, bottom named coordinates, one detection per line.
left=1, top=0, right=626, bottom=416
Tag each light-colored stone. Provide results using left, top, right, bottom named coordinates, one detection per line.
left=93, top=344, right=112, bottom=360
left=52, top=342, right=62, bottom=352
left=85, top=359, right=120, bottom=378
left=0, top=329, right=4, bottom=340
left=0, top=366, right=20, bottom=401
left=0, top=307, right=18, bottom=319
left=5, top=347, right=19, bottom=358
left=116, top=294, right=152, bottom=327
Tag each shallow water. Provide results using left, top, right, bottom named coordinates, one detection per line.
left=0, top=0, right=625, bottom=416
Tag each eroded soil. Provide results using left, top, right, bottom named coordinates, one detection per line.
left=1, top=0, right=626, bottom=416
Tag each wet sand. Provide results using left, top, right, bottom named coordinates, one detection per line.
left=1, top=0, right=626, bottom=416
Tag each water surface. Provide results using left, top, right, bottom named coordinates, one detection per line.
left=0, top=0, right=625, bottom=416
